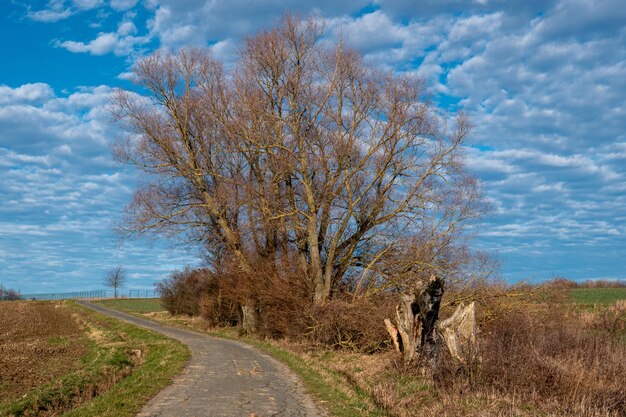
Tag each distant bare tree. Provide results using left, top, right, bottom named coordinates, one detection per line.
left=113, top=15, right=484, bottom=330
left=104, top=266, right=126, bottom=298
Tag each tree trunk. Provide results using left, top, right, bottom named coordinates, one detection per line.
left=385, top=275, right=445, bottom=368
left=309, top=219, right=326, bottom=304
left=240, top=302, right=257, bottom=335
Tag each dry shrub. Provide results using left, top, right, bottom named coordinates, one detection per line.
left=184, top=257, right=395, bottom=352
left=156, top=267, right=237, bottom=324
left=594, top=299, right=626, bottom=336
left=197, top=288, right=239, bottom=327
left=254, top=271, right=312, bottom=339
left=442, top=279, right=565, bottom=327
left=156, top=267, right=210, bottom=315
left=580, top=279, right=626, bottom=288
left=434, top=301, right=626, bottom=417
left=212, top=259, right=395, bottom=353
left=541, top=277, right=580, bottom=289
left=306, top=296, right=395, bottom=353
left=541, top=277, right=626, bottom=289
left=208, top=255, right=313, bottom=337
left=0, top=284, right=21, bottom=301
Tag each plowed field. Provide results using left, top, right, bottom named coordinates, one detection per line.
left=0, top=301, right=87, bottom=402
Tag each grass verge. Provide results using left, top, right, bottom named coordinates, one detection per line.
left=97, top=298, right=165, bottom=314
left=0, top=301, right=189, bottom=417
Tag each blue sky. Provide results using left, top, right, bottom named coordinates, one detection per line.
left=1, top=0, right=624, bottom=293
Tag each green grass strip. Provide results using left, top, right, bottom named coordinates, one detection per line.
left=63, top=303, right=190, bottom=417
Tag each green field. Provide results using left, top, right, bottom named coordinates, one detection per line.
left=569, top=288, right=626, bottom=306
left=98, top=298, right=165, bottom=314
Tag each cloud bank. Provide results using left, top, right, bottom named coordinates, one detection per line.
left=3, top=0, right=625, bottom=291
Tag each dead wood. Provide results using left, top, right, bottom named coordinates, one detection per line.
left=385, top=275, right=445, bottom=367
left=438, top=301, right=477, bottom=364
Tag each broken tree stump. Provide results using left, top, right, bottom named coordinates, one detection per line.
left=384, top=275, right=445, bottom=366
left=413, top=275, right=444, bottom=368
left=438, top=301, right=477, bottom=364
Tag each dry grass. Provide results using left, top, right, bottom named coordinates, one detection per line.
left=317, top=292, right=626, bottom=417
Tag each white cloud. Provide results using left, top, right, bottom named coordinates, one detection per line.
left=60, top=33, right=118, bottom=55
left=0, top=82, right=199, bottom=292
left=27, top=0, right=73, bottom=22
left=110, top=0, right=139, bottom=11
left=72, top=0, right=104, bottom=10
left=0, top=83, right=55, bottom=104
left=145, top=0, right=369, bottom=50
left=209, top=39, right=238, bottom=63
left=54, top=144, right=73, bottom=155
left=56, top=18, right=148, bottom=56
left=27, top=0, right=140, bottom=23
left=117, top=20, right=137, bottom=36
left=0, top=149, right=54, bottom=166
left=116, top=71, right=135, bottom=81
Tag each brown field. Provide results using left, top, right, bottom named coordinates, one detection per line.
left=0, top=301, right=87, bottom=402
left=0, top=300, right=189, bottom=417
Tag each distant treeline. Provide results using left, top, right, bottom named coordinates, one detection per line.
left=544, top=277, right=626, bottom=289
left=0, top=284, right=21, bottom=301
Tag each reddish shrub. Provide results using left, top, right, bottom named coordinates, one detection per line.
left=305, top=296, right=395, bottom=353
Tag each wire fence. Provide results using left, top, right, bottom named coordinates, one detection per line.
left=14, top=289, right=159, bottom=301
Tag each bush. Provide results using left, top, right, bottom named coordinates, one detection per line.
left=542, top=277, right=626, bottom=289
left=210, top=256, right=396, bottom=352
left=197, top=286, right=239, bottom=327
left=306, top=297, right=395, bottom=353
left=157, top=261, right=396, bottom=352
left=156, top=267, right=238, bottom=322
left=156, top=267, right=204, bottom=315
left=208, top=257, right=315, bottom=338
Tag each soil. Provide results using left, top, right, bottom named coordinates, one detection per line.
left=0, top=301, right=87, bottom=402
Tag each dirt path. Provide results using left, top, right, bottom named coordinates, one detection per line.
left=79, top=301, right=324, bottom=417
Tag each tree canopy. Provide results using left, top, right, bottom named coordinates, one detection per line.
left=113, top=15, right=483, bottom=305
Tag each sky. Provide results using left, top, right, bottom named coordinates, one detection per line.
left=0, top=0, right=624, bottom=293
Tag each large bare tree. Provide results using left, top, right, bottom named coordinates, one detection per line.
left=113, top=16, right=483, bottom=322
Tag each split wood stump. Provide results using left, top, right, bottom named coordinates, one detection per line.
left=385, top=275, right=477, bottom=368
